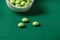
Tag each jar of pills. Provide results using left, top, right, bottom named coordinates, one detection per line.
left=6, top=0, right=34, bottom=12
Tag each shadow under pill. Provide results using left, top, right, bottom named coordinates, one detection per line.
left=19, top=26, right=26, bottom=29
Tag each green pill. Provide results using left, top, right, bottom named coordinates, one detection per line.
left=27, top=0, right=32, bottom=3
left=29, top=0, right=32, bottom=3
left=19, top=0, right=23, bottom=2
left=22, top=18, right=29, bottom=23
left=25, top=2, right=29, bottom=6
left=25, top=0, right=32, bottom=6
left=15, top=0, right=20, bottom=4
left=10, top=0, right=15, bottom=4
left=32, top=21, right=40, bottom=26
left=20, top=1, right=25, bottom=7
left=18, top=22, right=25, bottom=28
left=16, top=4, right=20, bottom=7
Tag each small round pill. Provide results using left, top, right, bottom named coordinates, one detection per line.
left=29, top=0, right=32, bottom=3
left=27, top=0, right=31, bottom=3
left=20, top=1, right=25, bottom=6
left=22, top=18, right=29, bottom=23
left=32, top=21, right=40, bottom=26
left=18, top=22, right=25, bottom=28
left=27, top=0, right=29, bottom=2
left=16, top=0, right=22, bottom=1
left=16, top=4, right=20, bottom=7
left=10, top=0, right=15, bottom=4
left=25, top=2, right=29, bottom=6
left=15, top=0, right=20, bottom=4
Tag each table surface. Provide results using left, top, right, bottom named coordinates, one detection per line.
left=0, top=0, right=60, bottom=40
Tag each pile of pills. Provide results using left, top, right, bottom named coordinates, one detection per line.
left=18, top=18, right=40, bottom=28
left=9, top=0, right=32, bottom=7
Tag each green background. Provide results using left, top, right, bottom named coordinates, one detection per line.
left=0, top=0, right=60, bottom=40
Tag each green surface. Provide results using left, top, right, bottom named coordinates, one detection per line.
left=0, top=0, right=60, bottom=40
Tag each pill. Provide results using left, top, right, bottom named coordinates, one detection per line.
left=32, top=21, right=40, bottom=26
left=10, top=0, right=15, bottom=4
left=15, top=0, right=20, bottom=4
left=25, top=0, right=32, bottom=6
left=25, top=2, right=29, bottom=6
left=18, top=22, right=25, bottom=28
left=20, top=1, right=25, bottom=7
left=16, top=0, right=22, bottom=1
left=16, top=4, right=20, bottom=7
left=27, top=0, right=32, bottom=3
left=22, top=18, right=29, bottom=23
left=29, top=0, right=32, bottom=3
